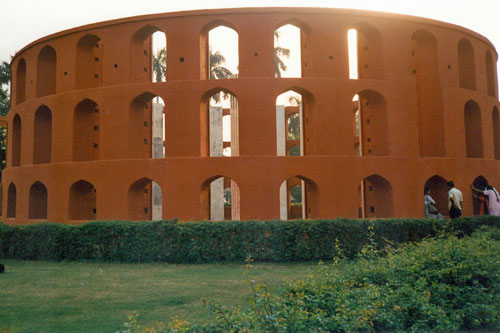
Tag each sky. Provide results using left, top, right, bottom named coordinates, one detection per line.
left=1, top=0, right=500, bottom=62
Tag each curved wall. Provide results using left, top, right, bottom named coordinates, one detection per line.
left=4, top=7, right=500, bottom=224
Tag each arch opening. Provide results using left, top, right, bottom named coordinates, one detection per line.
left=493, top=107, right=500, bottom=159
left=359, top=174, right=393, bottom=218
left=76, top=34, right=103, bottom=89
left=12, top=114, right=21, bottom=167
left=458, top=38, right=476, bottom=90
left=7, top=183, right=16, bottom=218
left=348, top=23, right=384, bottom=80
left=424, top=175, right=448, bottom=217
left=352, top=90, right=388, bottom=156
left=131, top=26, right=166, bottom=83
left=464, top=100, right=483, bottom=158
left=276, top=90, right=303, bottom=156
left=37, top=46, right=56, bottom=97
left=486, top=50, right=496, bottom=98
left=73, top=99, right=100, bottom=161
left=152, top=31, right=167, bottom=82
left=33, top=105, right=52, bottom=164
left=29, top=181, right=48, bottom=219
left=279, top=175, right=318, bottom=220
left=201, top=90, right=239, bottom=157
left=274, top=24, right=301, bottom=78
left=208, top=26, right=238, bottom=80
left=201, top=176, right=240, bottom=220
left=411, top=30, right=444, bottom=157
left=472, top=176, right=489, bottom=215
left=127, top=178, right=162, bottom=220
left=129, top=93, right=165, bottom=159
left=16, top=59, right=26, bottom=104
left=69, top=180, right=96, bottom=220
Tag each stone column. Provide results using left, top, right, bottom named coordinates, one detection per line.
left=276, top=104, right=288, bottom=219
left=230, top=97, right=241, bottom=220
left=209, top=106, right=224, bottom=220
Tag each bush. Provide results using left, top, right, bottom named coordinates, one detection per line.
left=187, top=231, right=500, bottom=331
left=0, top=216, right=499, bottom=263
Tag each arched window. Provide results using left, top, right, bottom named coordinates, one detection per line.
left=7, top=183, right=16, bottom=218
left=411, top=30, right=444, bottom=157
left=12, top=114, right=21, bottom=167
left=464, top=100, right=483, bottom=158
left=352, top=90, right=388, bottom=156
left=127, top=178, right=162, bottom=220
left=458, top=38, right=476, bottom=90
left=76, top=34, right=103, bottom=89
left=130, top=25, right=166, bottom=83
left=201, top=89, right=239, bottom=157
left=33, top=105, right=52, bottom=164
left=201, top=175, right=240, bottom=220
left=29, top=181, right=48, bottom=219
left=279, top=175, right=318, bottom=220
left=486, top=50, right=496, bottom=98
left=129, top=93, right=165, bottom=158
left=359, top=174, right=393, bottom=218
left=276, top=90, right=303, bottom=156
left=472, top=176, right=489, bottom=215
left=493, top=107, right=500, bottom=159
left=207, top=25, right=238, bottom=80
left=73, top=99, right=100, bottom=161
left=274, top=24, right=302, bottom=78
left=16, top=58, right=26, bottom=104
left=69, top=180, right=96, bottom=220
left=37, top=46, right=56, bottom=97
left=424, top=175, right=448, bottom=217
left=348, top=23, right=384, bottom=79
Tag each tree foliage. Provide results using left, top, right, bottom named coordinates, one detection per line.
left=152, top=48, right=166, bottom=82
left=0, top=60, right=10, bottom=174
left=274, top=31, right=291, bottom=78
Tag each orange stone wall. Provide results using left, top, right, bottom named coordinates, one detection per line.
left=3, top=7, right=500, bottom=224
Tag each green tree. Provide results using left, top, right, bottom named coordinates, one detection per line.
left=0, top=61, right=9, bottom=115
left=0, top=60, right=10, bottom=174
left=152, top=48, right=166, bottom=82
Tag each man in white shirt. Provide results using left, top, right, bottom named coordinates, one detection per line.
left=447, top=181, right=463, bottom=219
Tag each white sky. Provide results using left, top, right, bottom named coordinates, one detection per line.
left=1, top=0, right=500, bottom=78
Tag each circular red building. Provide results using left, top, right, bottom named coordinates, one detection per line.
left=3, top=7, right=500, bottom=224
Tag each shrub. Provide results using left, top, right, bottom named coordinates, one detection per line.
left=0, top=216, right=499, bottom=263
left=188, top=231, right=500, bottom=331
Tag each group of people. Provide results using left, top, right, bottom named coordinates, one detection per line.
left=424, top=180, right=500, bottom=219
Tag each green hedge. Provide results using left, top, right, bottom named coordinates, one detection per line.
left=0, top=216, right=499, bottom=263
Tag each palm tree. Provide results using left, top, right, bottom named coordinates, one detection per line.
left=274, top=31, right=291, bottom=78
left=209, top=48, right=233, bottom=103
left=209, top=48, right=233, bottom=80
left=152, top=48, right=166, bottom=82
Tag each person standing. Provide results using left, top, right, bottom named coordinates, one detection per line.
left=471, top=184, right=500, bottom=216
left=447, top=181, right=463, bottom=218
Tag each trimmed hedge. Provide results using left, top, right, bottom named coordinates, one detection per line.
left=0, top=216, right=499, bottom=263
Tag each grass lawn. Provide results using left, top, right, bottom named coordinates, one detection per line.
left=0, top=260, right=320, bottom=332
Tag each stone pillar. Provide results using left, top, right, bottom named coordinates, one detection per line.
left=276, top=105, right=287, bottom=219
left=152, top=102, right=164, bottom=220
left=209, top=106, right=224, bottom=220
left=152, top=102, right=164, bottom=158
left=279, top=182, right=287, bottom=220
left=230, top=97, right=241, bottom=220
left=276, top=105, right=286, bottom=156
left=152, top=181, right=162, bottom=220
